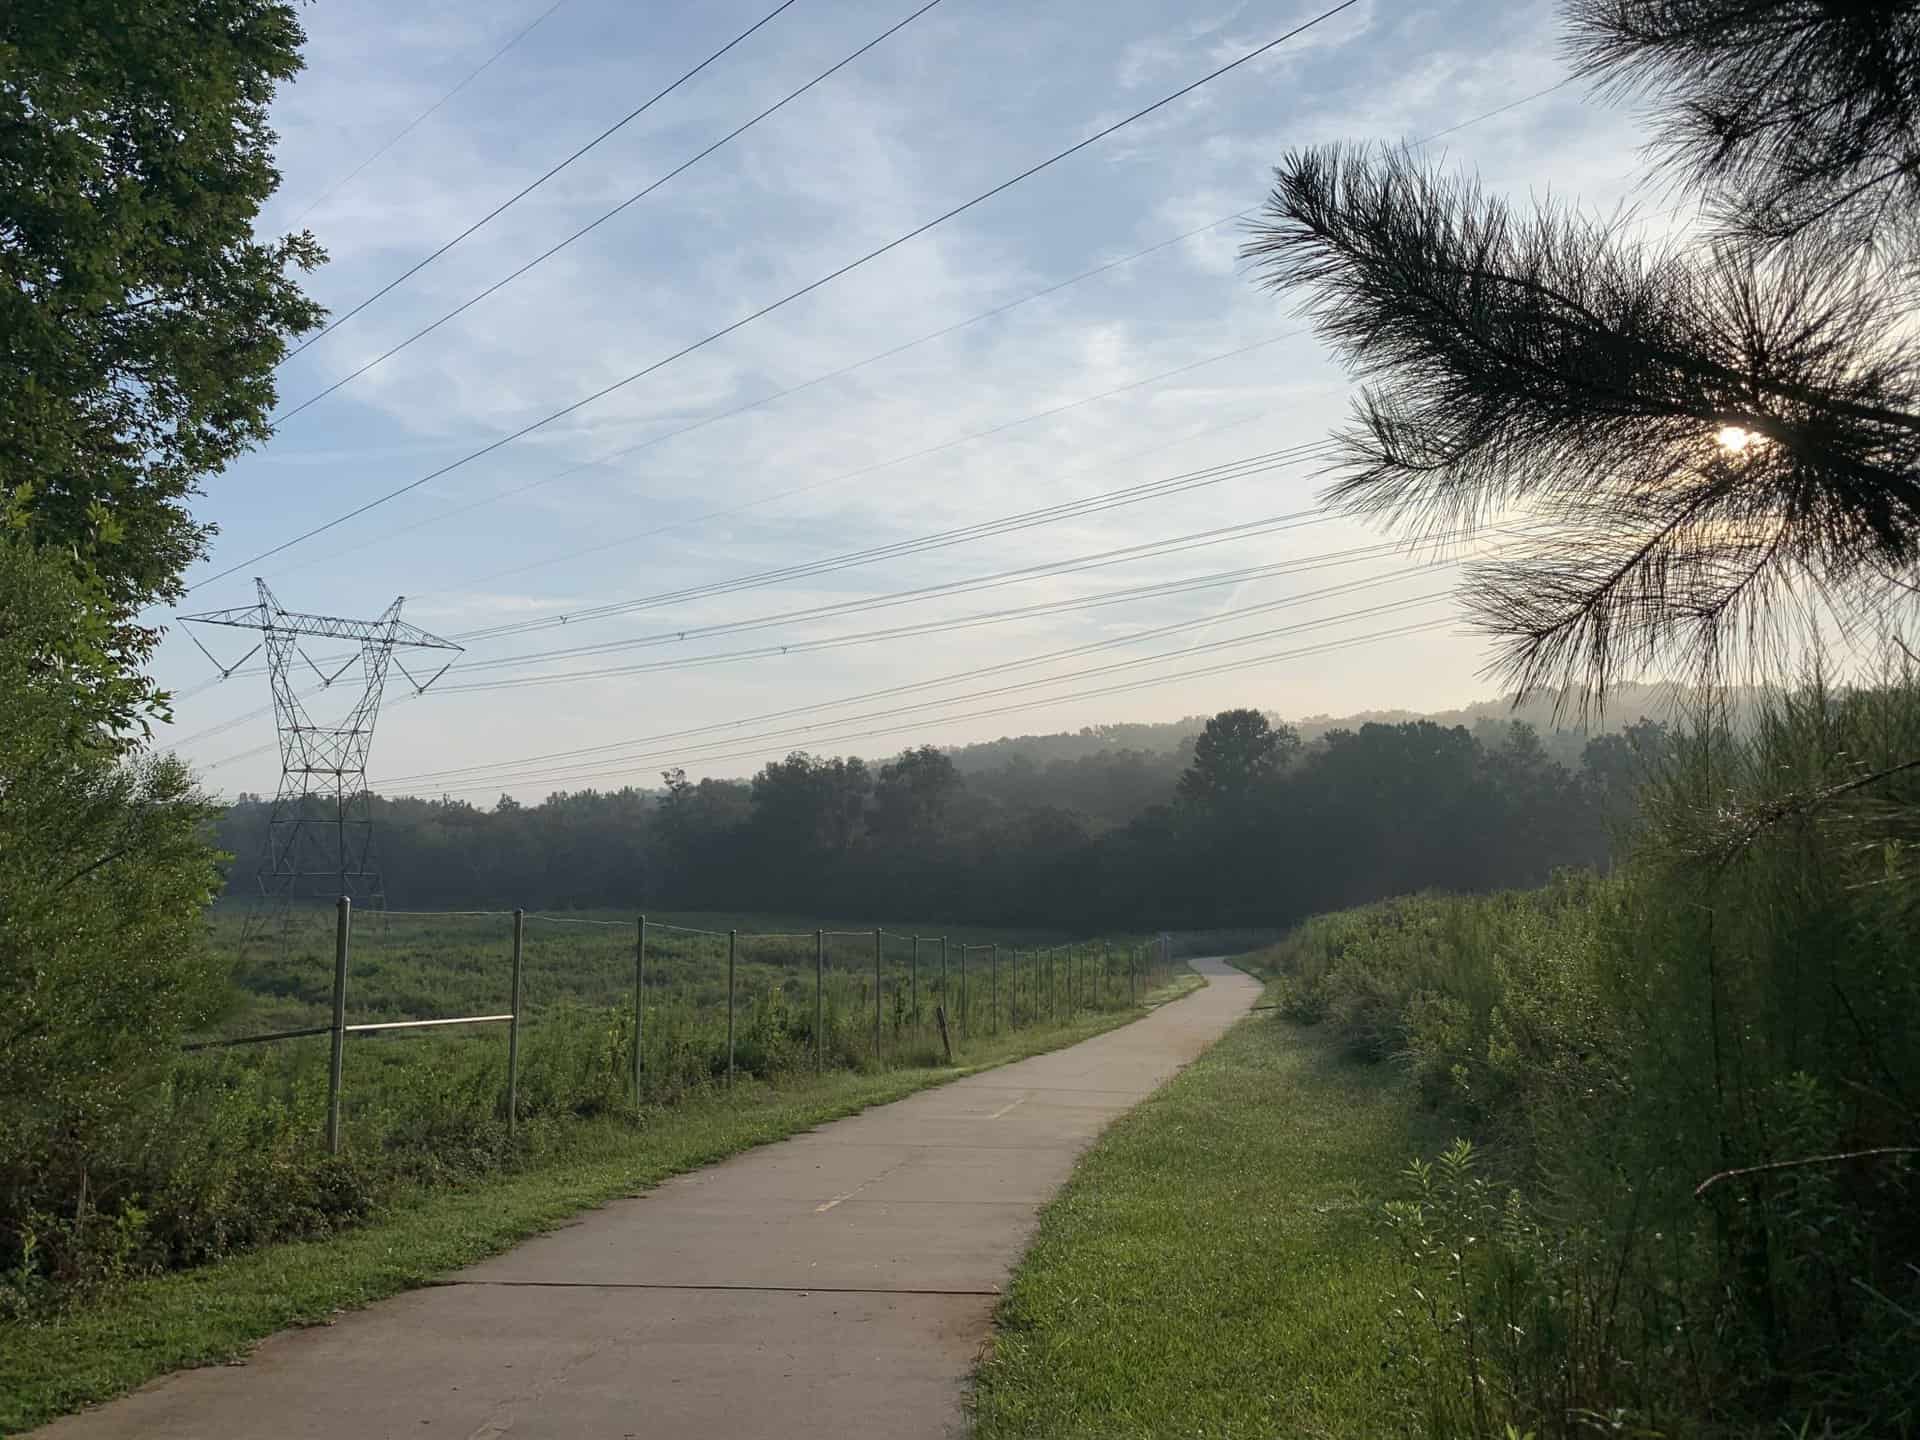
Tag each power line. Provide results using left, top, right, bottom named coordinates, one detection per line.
left=370, top=550, right=1510, bottom=789
left=164, top=441, right=1336, bottom=743
left=273, top=0, right=949, bottom=425
left=278, top=0, right=804, bottom=366
left=434, top=560, right=1465, bottom=694
left=457, top=333, right=1310, bottom=597
left=202, top=612, right=1463, bottom=787
left=286, top=0, right=574, bottom=226
left=454, top=440, right=1337, bottom=643
left=177, top=70, right=1580, bottom=775
left=262, top=71, right=1580, bottom=580
left=271, top=214, right=1259, bottom=581
left=186, top=0, right=1364, bottom=595
left=274, top=330, right=1305, bottom=602
left=449, top=519, right=1438, bottom=675
left=382, top=604, right=1462, bottom=795
left=1414, top=76, right=1575, bottom=145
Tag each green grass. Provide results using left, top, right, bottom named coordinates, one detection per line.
left=971, top=1000, right=1441, bottom=1439
left=0, top=974, right=1197, bottom=1436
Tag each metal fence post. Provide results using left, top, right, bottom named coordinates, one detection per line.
left=959, top=943, right=968, bottom=1042
left=325, top=895, right=351, bottom=1155
left=911, top=935, right=919, bottom=1031
left=1130, top=942, right=1137, bottom=1006
left=940, top=936, right=948, bottom=1017
left=633, top=913, right=647, bottom=1101
left=991, top=944, right=999, bottom=1034
left=873, top=927, right=883, bottom=1060
left=814, top=929, right=825, bottom=1074
left=726, top=928, right=737, bottom=1088
left=507, top=907, right=524, bottom=1136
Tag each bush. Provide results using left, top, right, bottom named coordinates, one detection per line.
left=1252, top=671, right=1920, bottom=1436
left=0, top=543, right=225, bottom=1310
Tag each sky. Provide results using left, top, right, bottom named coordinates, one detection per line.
left=154, top=0, right=1668, bottom=803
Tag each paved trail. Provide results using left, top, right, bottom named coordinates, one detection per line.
left=43, top=958, right=1259, bottom=1439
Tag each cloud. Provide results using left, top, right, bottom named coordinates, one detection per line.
left=160, top=0, right=1675, bottom=799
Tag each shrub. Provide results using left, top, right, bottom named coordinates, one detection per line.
left=1258, top=672, right=1920, bottom=1435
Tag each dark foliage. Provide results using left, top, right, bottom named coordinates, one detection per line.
left=213, top=714, right=1656, bottom=927
left=1245, top=146, right=1920, bottom=700
left=1242, top=0, right=1920, bottom=704
left=0, top=0, right=325, bottom=707
left=1569, top=0, right=1920, bottom=257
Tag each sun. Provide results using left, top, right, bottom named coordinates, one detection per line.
left=1716, top=425, right=1753, bottom=452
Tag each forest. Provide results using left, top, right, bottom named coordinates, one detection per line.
left=213, top=707, right=1669, bottom=926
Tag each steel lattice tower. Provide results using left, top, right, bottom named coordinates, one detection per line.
left=182, top=580, right=462, bottom=911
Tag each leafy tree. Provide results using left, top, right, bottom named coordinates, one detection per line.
left=1, top=544, right=223, bottom=1285
left=1177, top=708, right=1298, bottom=808
left=871, top=745, right=960, bottom=848
left=1, top=0, right=325, bottom=708
left=1242, top=0, right=1920, bottom=702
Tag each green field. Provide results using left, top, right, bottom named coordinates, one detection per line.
left=0, top=904, right=1185, bottom=1431
left=0, top=976, right=1200, bottom=1435
left=202, top=905, right=1161, bottom=1123
left=971, top=989, right=1440, bottom=1439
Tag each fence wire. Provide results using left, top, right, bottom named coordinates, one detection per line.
left=196, top=901, right=1191, bottom=1155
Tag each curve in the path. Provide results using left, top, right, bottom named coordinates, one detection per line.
left=40, top=958, right=1260, bottom=1440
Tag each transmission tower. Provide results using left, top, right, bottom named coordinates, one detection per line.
left=182, top=580, right=462, bottom=913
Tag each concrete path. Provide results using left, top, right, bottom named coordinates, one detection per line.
left=42, top=959, right=1260, bottom=1440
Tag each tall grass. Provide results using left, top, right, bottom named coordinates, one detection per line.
left=1251, top=668, right=1920, bottom=1437
left=2, top=909, right=1174, bottom=1320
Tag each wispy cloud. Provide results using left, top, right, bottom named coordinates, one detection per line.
left=159, top=0, right=1673, bottom=797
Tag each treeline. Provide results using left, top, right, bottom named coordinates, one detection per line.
left=214, top=712, right=1665, bottom=926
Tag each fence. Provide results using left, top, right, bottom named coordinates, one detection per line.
left=193, top=902, right=1185, bottom=1155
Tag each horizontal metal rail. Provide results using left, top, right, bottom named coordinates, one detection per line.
left=345, top=1014, right=513, bottom=1033
left=378, top=908, right=514, bottom=917
left=182, top=1024, right=331, bottom=1053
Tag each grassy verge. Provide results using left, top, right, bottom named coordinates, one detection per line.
left=0, top=986, right=1190, bottom=1436
left=972, top=1002, right=1440, bottom=1439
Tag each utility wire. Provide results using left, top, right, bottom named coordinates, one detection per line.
left=435, top=561, right=1464, bottom=694
left=456, top=440, right=1337, bottom=642
left=449, top=519, right=1437, bottom=675
left=380, top=603, right=1461, bottom=794
left=287, top=0, right=574, bottom=226
left=1413, top=76, right=1575, bottom=144
left=176, top=70, right=1576, bottom=767
left=273, top=0, right=948, bottom=424
left=165, top=441, right=1335, bottom=739
left=457, top=331, right=1306, bottom=594
left=372, top=549, right=1515, bottom=788
left=262, top=70, right=1579, bottom=577
left=272, top=212, right=1261, bottom=581
left=255, top=501, right=1349, bottom=690
left=276, top=355, right=1282, bottom=599
left=186, top=0, right=1364, bottom=594
left=279, top=0, right=803, bottom=366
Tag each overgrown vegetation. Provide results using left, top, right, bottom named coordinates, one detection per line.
left=0, top=979, right=1199, bottom=1436
left=1249, top=674, right=1920, bottom=1436
left=1, top=903, right=1172, bottom=1325
left=214, top=710, right=1655, bottom=927
left=0, top=546, right=229, bottom=1321
left=973, top=1003, right=1444, bottom=1439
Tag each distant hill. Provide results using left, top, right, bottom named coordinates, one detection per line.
left=947, top=683, right=1748, bottom=775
